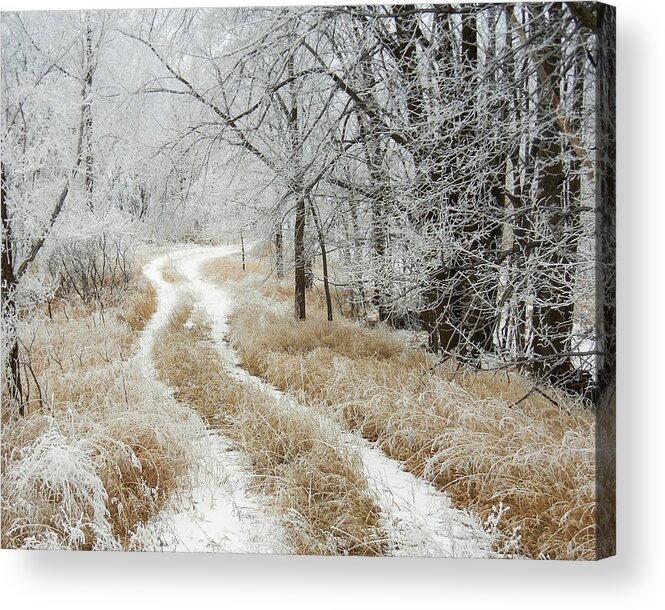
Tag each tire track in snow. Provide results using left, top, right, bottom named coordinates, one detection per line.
left=138, top=245, right=287, bottom=554
left=174, top=245, right=496, bottom=558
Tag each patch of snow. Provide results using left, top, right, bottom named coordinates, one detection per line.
left=348, top=433, right=492, bottom=557
left=140, top=432, right=285, bottom=553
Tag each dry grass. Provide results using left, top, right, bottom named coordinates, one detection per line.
left=1, top=281, right=200, bottom=550
left=200, top=255, right=265, bottom=284
left=223, top=288, right=597, bottom=560
left=151, top=299, right=385, bottom=555
left=201, top=256, right=365, bottom=322
left=119, top=280, right=157, bottom=331
left=257, top=276, right=293, bottom=303
left=233, top=305, right=405, bottom=362
left=266, top=270, right=353, bottom=316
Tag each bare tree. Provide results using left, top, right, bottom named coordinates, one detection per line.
left=2, top=12, right=89, bottom=414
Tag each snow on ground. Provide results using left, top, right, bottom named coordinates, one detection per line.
left=137, top=245, right=287, bottom=554
left=139, top=431, right=287, bottom=553
left=162, top=245, right=496, bottom=558
left=346, top=433, right=493, bottom=557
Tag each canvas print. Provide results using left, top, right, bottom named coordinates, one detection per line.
left=1, top=2, right=615, bottom=559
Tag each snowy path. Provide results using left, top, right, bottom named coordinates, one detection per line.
left=138, top=245, right=287, bottom=554
left=187, top=259, right=494, bottom=556
left=142, top=245, right=495, bottom=557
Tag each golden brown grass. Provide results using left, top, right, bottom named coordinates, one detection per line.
left=200, top=255, right=265, bottom=284
left=18, top=283, right=159, bottom=411
left=201, top=256, right=362, bottom=322
left=151, top=299, right=384, bottom=555
left=119, top=280, right=157, bottom=332
left=1, top=278, right=199, bottom=550
left=222, top=289, right=597, bottom=560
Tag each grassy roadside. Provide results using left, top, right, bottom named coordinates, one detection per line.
left=151, top=297, right=385, bottom=555
left=203, top=254, right=597, bottom=560
left=1, top=276, right=201, bottom=550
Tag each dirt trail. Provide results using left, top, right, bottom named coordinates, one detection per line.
left=138, top=245, right=287, bottom=553
left=143, top=245, right=495, bottom=557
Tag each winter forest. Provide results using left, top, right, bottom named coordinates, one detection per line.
left=1, top=3, right=615, bottom=559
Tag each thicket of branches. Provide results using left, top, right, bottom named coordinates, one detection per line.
left=1, top=3, right=615, bottom=412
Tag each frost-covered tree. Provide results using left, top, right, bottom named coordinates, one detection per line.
left=2, top=12, right=90, bottom=412
left=1, top=4, right=611, bottom=403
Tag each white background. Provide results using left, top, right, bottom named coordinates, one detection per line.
left=1, top=0, right=662, bottom=608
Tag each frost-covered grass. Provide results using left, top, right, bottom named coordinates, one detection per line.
left=200, top=254, right=263, bottom=284
left=201, top=256, right=597, bottom=560
left=119, top=279, right=157, bottom=332
left=1, top=281, right=202, bottom=550
left=151, top=298, right=385, bottom=555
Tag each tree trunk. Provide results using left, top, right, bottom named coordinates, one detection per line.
left=294, top=190, right=306, bottom=320
left=430, top=9, right=486, bottom=359
left=509, top=5, right=533, bottom=362
left=286, top=48, right=306, bottom=321
left=530, top=4, right=575, bottom=383
left=309, top=197, right=333, bottom=321
left=82, top=18, right=95, bottom=211
left=390, top=6, right=453, bottom=352
left=1, top=161, right=24, bottom=415
left=456, top=10, right=504, bottom=363
left=348, top=198, right=366, bottom=320
left=274, top=221, right=284, bottom=278
left=304, top=253, right=314, bottom=290
left=358, top=73, right=389, bottom=322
